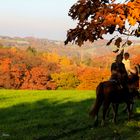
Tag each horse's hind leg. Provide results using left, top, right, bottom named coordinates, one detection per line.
left=94, top=113, right=99, bottom=127
left=101, top=101, right=111, bottom=126
left=106, top=106, right=111, bottom=117
left=112, top=103, right=119, bottom=124
left=130, top=102, right=134, bottom=115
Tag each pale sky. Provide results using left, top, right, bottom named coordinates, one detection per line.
left=0, top=0, right=77, bottom=41
left=0, top=0, right=128, bottom=41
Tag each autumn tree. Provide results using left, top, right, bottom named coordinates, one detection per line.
left=21, top=67, right=56, bottom=90
left=0, top=58, right=11, bottom=88
left=26, top=46, right=37, bottom=55
left=51, top=72, right=80, bottom=89
left=77, top=67, right=110, bottom=90
left=65, top=0, right=140, bottom=51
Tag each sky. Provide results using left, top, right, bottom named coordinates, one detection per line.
left=0, top=0, right=77, bottom=41
left=0, top=0, right=128, bottom=41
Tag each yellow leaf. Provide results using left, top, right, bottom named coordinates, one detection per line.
left=128, top=16, right=136, bottom=26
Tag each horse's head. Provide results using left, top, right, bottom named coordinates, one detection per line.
left=134, top=64, right=140, bottom=76
left=135, top=64, right=140, bottom=85
left=128, top=64, right=140, bottom=91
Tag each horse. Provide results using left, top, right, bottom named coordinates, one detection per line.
left=89, top=65, right=139, bottom=126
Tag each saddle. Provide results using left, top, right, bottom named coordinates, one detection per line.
left=109, top=79, right=123, bottom=90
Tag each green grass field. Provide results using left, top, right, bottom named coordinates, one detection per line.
left=0, top=90, right=140, bottom=140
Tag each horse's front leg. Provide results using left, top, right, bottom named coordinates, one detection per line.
left=126, top=102, right=131, bottom=121
left=122, top=101, right=134, bottom=114
left=130, top=101, right=134, bottom=115
left=112, top=103, right=119, bottom=124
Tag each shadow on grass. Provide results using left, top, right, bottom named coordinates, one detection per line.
left=0, top=98, right=95, bottom=140
left=0, top=98, right=140, bottom=140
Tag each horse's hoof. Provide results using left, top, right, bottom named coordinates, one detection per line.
left=112, top=119, right=117, bottom=124
left=122, top=109, right=127, bottom=113
left=101, top=120, right=105, bottom=127
left=93, top=123, right=98, bottom=127
left=128, top=118, right=131, bottom=121
left=93, top=120, right=98, bottom=127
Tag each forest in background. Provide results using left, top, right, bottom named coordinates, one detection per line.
left=0, top=36, right=140, bottom=90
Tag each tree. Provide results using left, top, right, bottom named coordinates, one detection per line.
left=65, top=0, right=140, bottom=51
left=76, top=67, right=110, bottom=90
left=51, top=72, right=80, bottom=89
left=26, top=46, right=37, bottom=55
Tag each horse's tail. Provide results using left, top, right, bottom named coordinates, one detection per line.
left=89, top=82, right=104, bottom=118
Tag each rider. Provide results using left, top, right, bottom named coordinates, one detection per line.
left=110, top=49, right=129, bottom=89
left=122, top=52, right=136, bottom=76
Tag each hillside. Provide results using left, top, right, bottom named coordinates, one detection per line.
left=0, top=36, right=140, bottom=59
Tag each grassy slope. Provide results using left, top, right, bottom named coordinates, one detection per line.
left=0, top=90, right=139, bottom=140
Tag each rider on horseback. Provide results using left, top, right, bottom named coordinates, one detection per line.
left=110, top=49, right=129, bottom=89
left=89, top=50, right=139, bottom=125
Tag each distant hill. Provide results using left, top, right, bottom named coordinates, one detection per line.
left=0, top=35, right=140, bottom=61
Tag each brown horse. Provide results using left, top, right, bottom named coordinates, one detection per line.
left=89, top=65, right=139, bottom=126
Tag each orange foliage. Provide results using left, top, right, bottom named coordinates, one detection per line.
left=132, top=56, right=140, bottom=65
left=127, top=0, right=140, bottom=26
left=0, top=58, right=11, bottom=71
left=21, top=67, right=50, bottom=89
left=77, top=67, right=110, bottom=90
left=0, top=48, right=58, bottom=90
left=65, top=0, right=140, bottom=47
left=2, top=46, right=140, bottom=90
left=42, top=52, right=71, bottom=67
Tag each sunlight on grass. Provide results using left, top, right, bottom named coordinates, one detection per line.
left=127, top=121, right=139, bottom=127
left=136, top=107, right=140, bottom=113
left=0, top=90, right=96, bottom=109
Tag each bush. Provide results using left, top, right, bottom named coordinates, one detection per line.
left=51, top=72, right=80, bottom=89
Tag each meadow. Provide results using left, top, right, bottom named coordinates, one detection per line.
left=0, top=90, right=140, bottom=140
